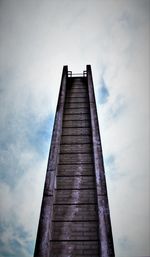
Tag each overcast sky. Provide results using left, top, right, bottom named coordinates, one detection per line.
left=0, top=0, right=150, bottom=256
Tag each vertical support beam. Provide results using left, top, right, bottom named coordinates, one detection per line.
left=34, top=66, right=68, bottom=257
left=87, top=65, right=115, bottom=257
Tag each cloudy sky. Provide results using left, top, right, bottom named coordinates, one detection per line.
left=0, top=0, right=150, bottom=256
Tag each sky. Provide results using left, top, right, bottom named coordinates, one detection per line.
left=0, top=0, right=150, bottom=256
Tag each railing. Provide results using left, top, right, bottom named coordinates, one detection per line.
left=87, top=65, right=115, bottom=256
left=34, top=66, right=68, bottom=257
left=68, top=70, right=87, bottom=77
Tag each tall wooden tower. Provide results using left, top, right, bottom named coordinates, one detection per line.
left=34, top=65, right=115, bottom=257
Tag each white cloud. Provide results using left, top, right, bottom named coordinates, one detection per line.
left=96, top=2, right=150, bottom=255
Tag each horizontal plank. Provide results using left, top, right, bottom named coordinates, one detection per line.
left=65, top=97, right=88, bottom=103
left=52, top=221, right=99, bottom=240
left=63, top=114, right=90, bottom=121
left=50, top=241, right=99, bottom=257
left=59, top=153, right=93, bottom=164
left=53, top=204, right=98, bottom=221
left=64, top=108, right=89, bottom=114
left=57, top=163, right=95, bottom=176
left=66, top=92, right=88, bottom=98
left=66, top=88, right=87, bottom=93
left=63, top=120, right=90, bottom=128
left=65, top=102, right=89, bottom=108
left=62, top=127, right=91, bottom=136
left=61, top=135, right=92, bottom=144
left=55, top=189, right=97, bottom=204
left=56, top=176, right=95, bottom=189
left=60, top=144, right=92, bottom=153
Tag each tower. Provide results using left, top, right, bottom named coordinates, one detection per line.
left=34, top=65, right=115, bottom=257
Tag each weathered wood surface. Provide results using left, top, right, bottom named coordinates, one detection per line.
left=34, top=67, right=115, bottom=257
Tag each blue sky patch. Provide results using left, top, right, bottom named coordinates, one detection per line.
left=110, top=95, right=126, bottom=120
left=0, top=223, right=34, bottom=257
left=27, top=113, right=54, bottom=158
left=98, top=77, right=109, bottom=104
left=0, top=110, right=54, bottom=188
